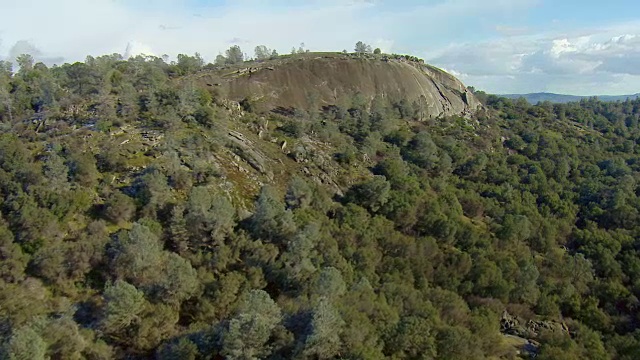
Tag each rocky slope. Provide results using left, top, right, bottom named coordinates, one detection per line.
left=197, top=53, right=481, bottom=118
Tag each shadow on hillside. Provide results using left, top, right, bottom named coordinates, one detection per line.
left=271, top=106, right=297, bottom=117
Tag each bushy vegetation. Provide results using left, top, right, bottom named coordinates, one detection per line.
left=0, top=51, right=639, bottom=359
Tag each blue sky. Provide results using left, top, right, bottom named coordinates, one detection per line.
left=1, top=0, right=639, bottom=95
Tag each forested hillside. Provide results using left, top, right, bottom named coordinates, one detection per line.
left=1, top=52, right=640, bottom=359
left=499, top=92, right=640, bottom=104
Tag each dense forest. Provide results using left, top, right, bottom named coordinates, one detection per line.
left=1, top=52, right=640, bottom=359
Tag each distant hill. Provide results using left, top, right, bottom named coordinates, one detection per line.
left=500, top=92, right=640, bottom=104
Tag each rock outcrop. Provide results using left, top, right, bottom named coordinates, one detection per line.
left=500, top=310, right=571, bottom=358
left=500, top=310, right=570, bottom=338
left=197, top=53, right=481, bottom=118
left=226, top=130, right=273, bottom=180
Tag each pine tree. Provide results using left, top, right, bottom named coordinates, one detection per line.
left=101, top=280, right=146, bottom=334
left=222, top=290, right=282, bottom=360
left=302, top=297, right=345, bottom=359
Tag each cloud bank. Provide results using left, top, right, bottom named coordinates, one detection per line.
left=430, top=22, right=640, bottom=95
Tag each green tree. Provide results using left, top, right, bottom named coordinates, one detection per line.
left=385, top=316, right=438, bottom=359
left=215, top=54, right=226, bottom=66
left=0, top=222, right=27, bottom=282
left=103, top=192, right=136, bottom=225
left=157, top=252, right=199, bottom=304
left=132, top=303, right=180, bottom=352
left=222, top=290, right=282, bottom=360
left=282, top=224, right=319, bottom=286
left=250, top=185, right=296, bottom=244
left=15, top=54, right=34, bottom=73
left=4, top=325, right=47, bottom=360
left=68, top=152, right=99, bottom=187
left=168, top=204, right=189, bottom=253
left=0, top=60, right=12, bottom=122
left=435, top=326, right=480, bottom=360
left=254, top=45, right=272, bottom=61
left=285, top=176, right=313, bottom=210
left=41, top=316, right=87, bottom=360
left=176, top=53, right=204, bottom=75
left=302, top=297, right=345, bottom=359
left=137, top=168, right=171, bottom=216
left=355, top=41, right=372, bottom=54
left=101, top=280, right=146, bottom=334
left=225, top=46, right=244, bottom=64
left=111, top=223, right=164, bottom=288
left=43, top=151, right=70, bottom=191
left=344, top=175, right=391, bottom=213
left=157, top=338, right=200, bottom=360
left=313, top=267, right=346, bottom=299
left=185, top=186, right=235, bottom=244
left=402, top=131, right=440, bottom=169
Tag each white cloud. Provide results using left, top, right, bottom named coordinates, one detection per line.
left=0, top=0, right=539, bottom=63
left=0, top=0, right=385, bottom=62
left=430, top=23, right=640, bottom=94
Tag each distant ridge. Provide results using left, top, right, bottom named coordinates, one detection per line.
left=499, top=92, right=640, bottom=104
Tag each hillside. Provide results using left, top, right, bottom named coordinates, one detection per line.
left=1, top=53, right=640, bottom=359
left=196, top=52, right=481, bottom=118
left=500, top=92, right=640, bottom=103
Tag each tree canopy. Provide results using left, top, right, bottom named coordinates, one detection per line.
left=0, top=49, right=639, bottom=359
left=355, top=41, right=373, bottom=54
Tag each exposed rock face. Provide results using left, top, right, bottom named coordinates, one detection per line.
left=198, top=54, right=481, bottom=118
left=227, top=130, right=273, bottom=180
left=500, top=310, right=571, bottom=358
left=500, top=310, right=570, bottom=338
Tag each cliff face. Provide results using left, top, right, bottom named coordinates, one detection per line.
left=197, top=53, right=481, bottom=118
